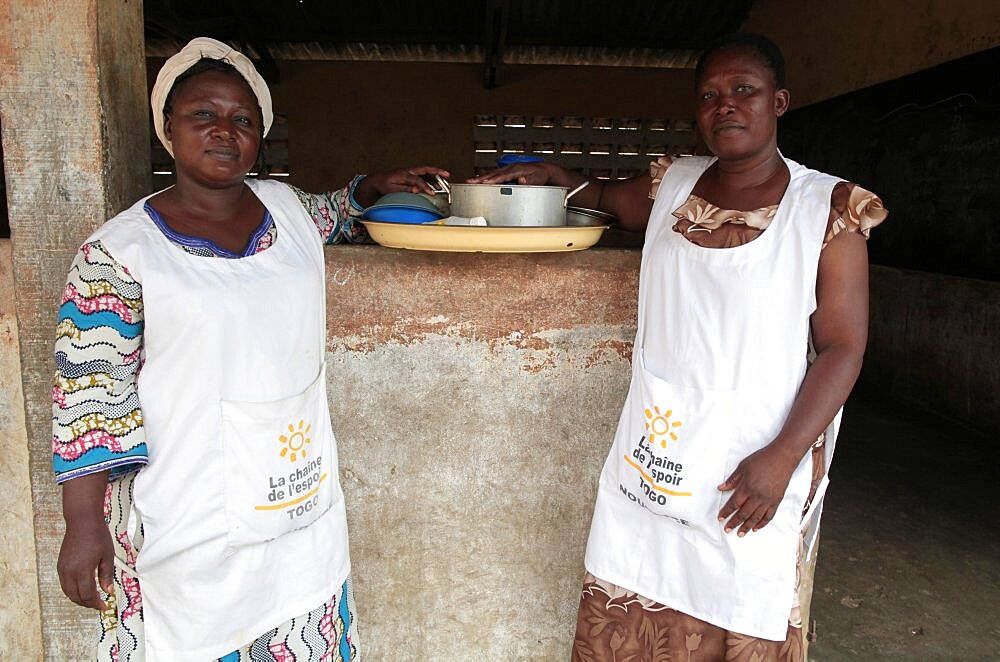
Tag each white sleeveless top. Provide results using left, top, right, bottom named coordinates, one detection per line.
left=94, top=178, right=350, bottom=659
left=585, top=156, right=841, bottom=639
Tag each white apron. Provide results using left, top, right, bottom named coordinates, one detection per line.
left=585, top=156, right=841, bottom=640
left=95, top=178, right=351, bottom=660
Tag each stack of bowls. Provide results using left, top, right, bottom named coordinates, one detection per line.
left=566, top=206, right=618, bottom=227
left=362, top=193, right=445, bottom=224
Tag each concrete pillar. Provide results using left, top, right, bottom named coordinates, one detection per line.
left=0, top=240, right=43, bottom=655
left=0, top=0, right=149, bottom=656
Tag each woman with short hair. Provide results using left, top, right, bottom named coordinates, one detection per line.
left=473, top=32, right=886, bottom=661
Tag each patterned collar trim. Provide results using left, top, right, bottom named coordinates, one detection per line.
left=143, top=202, right=273, bottom=258
left=671, top=194, right=778, bottom=233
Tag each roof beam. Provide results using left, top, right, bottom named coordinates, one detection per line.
left=484, top=0, right=510, bottom=89
left=146, top=39, right=699, bottom=69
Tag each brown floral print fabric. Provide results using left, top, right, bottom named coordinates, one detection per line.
left=572, top=487, right=820, bottom=662
left=826, top=179, right=888, bottom=247
left=573, top=574, right=804, bottom=662
left=647, top=156, right=887, bottom=251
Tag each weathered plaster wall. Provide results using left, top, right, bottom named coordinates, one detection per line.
left=5, top=237, right=989, bottom=656
left=0, top=0, right=150, bottom=657
left=743, top=0, right=1000, bottom=108
left=0, top=236, right=642, bottom=656
left=0, top=240, right=44, bottom=656
left=863, top=266, right=1000, bottom=436
left=325, top=246, right=639, bottom=658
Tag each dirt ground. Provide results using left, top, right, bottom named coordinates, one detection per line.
left=806, top=395, right=999, bottom=660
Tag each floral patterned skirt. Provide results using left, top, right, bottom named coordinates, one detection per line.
left=97, top=473, right=360, bottom=661
left=572, top=443, right=827, bottom=662
left=571, top=571, right=804, bottom=662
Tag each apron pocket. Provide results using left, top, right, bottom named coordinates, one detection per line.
left=220, top=363, right=336, bottom=550
left=613, top=353, right=736, bottom=542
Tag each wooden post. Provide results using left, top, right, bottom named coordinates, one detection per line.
left=0, top=0, right=149, bottom=655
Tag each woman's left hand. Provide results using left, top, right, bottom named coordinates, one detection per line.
left=354, top=166, right=450, bottom=208
left=717, top=444, right=799, bottom=536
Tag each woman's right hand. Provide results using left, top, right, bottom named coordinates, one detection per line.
left=353, top=166, right=451, bottom=209
left=468, top=161, right=653, bottom=232
left=466, top=162, right=560, bottom=186
left=58, top=518, right=115, bottom=610
left=58, top=471, right=115, bottom=610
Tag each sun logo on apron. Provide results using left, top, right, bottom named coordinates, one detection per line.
left=645, top=406, right=682, bottom=448
left=278, top=419, right=312, bottom=462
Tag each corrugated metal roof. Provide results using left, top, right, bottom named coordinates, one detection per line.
left=505, top=0, right=751, bottom=49
left=146, top=38, right=699, bottom=68
left=145, top=0, right=753, bottom=67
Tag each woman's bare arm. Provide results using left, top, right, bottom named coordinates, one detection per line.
left=58, top=471, right=115, bottom=610
left=717, top=231, right=870, bottom=535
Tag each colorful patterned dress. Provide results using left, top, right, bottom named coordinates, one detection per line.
left=53, top=176, right=369, bottom=661
left=571, top=157, right=887, bottom=662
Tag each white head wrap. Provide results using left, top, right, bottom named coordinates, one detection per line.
left=150, top=37, right=273, bottom=157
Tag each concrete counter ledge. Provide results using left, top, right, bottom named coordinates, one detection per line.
left=7, top=237, right=991, bottom=654
left=324, top=245, right=640, bottom=658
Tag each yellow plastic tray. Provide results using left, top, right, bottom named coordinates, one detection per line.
left=360, top=221, right=610, bottom=253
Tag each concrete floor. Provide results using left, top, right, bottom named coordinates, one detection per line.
left=807, top=394, right=999, bottom=660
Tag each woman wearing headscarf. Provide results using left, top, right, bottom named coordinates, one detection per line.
left=52, top=37, right=445, bottom=660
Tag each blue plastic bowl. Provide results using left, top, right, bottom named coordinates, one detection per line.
left=362, top=205, right=443, bottom=224
left=497, top=154, right=544, bottom=167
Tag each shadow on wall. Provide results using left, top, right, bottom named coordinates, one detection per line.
left=779, top=46, right=1000, bottom=282
left=778, top=47, right=1000, bottom=436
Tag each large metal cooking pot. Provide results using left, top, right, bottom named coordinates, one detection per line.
left=435, top=176, right=588, bottom=227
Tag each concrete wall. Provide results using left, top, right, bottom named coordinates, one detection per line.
left=267, top=61, right=695, bottom=192
left=773, top=47, right=1000, bottom=434
left=0, top=240, right=44, bottom=656
left=0, top=240, right=642, bottom=657
left=743, top=0, right=1000, bottom=108
left=140, top=2, right=1000, bottom=193
left=863, top=266, right=1000, bottom=437
left=4, top=239, right=996, bottom=656
left=209, top=0, right=1000, bottom=193
left=327, top=246, right=639, bottom=658
left=777, top=46, right=1000, bottom=283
